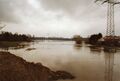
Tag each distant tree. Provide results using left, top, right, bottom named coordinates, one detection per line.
left=73, top=35, right=82, bottom=44
left=89, top=33, right=103, bottom=44
left=73, top=35, right=81, bottom=40
left=98, top=33, right=102, bottom=39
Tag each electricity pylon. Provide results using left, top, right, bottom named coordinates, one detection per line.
left=95, top=0, right=120, bottom=36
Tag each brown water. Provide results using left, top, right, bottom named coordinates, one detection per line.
left=3, top=40, right=120, bottom=81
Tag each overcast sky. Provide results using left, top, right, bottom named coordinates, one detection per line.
left=0, top=0, right=120, bottom=37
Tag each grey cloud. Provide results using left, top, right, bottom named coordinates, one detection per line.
left=0, top=0, right=17, bottom=22
left=39, top=0, right=108, bottom=22
left=0, top=0, right=29, bottom=23
left=39, top=0, right=93, bottom=15
left=39, top=0, right=120, bottom=19
left=0, top=0, right=120, bottom=37
left=0, top=0, right=109, bottom=22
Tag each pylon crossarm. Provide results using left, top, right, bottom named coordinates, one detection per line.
left=95, top=0, right=120, bottom=5
left=95, top=0, right=107, bottom=3
left=102, top=0, right=108, bottom=4
left=113, top=2, right=120, bottom=5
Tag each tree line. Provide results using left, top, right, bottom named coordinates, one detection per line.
left=0, top=31, right=32, bottom=42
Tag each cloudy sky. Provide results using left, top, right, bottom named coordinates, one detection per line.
left=0, top=0, right=120, bottom=37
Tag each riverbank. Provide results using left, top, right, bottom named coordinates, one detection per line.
left=0, top=51, right=75, bottom=81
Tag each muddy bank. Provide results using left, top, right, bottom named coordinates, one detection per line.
left=0, top=52, right=75, bottom=81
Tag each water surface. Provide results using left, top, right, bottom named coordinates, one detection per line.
left=3, top=40, right=120, bottom=81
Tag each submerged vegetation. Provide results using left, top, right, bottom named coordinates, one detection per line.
left=0, top=31, right=32, bottom=49
left=87, top=33, right=120, bottom=52
left=0, top=41, right=30, bottom=50
left=88, top=33, right=120, bottom=47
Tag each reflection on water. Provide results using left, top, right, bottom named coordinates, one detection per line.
left=89, top=46, right=102, bottom=53
left=74, top=44, right=82, bottom=50
left=104, top=53, right=114, bottom=81
left=1, top=40, right=120, bottom=81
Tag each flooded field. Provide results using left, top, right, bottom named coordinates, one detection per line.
left=1, top=40, right=120, bottom=81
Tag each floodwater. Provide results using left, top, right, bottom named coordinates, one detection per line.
left=2, top=40, right=120, bottom=81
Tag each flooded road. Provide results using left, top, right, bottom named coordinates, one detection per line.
left=2, top=40, right=120, bottom=81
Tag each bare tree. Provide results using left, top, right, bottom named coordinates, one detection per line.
left=0, top=23, right=6, bottom=30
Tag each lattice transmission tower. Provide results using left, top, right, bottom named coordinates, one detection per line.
left=95, top=0, right=120, bottom=36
